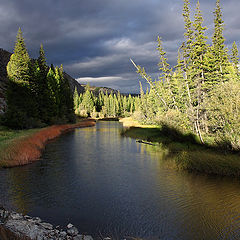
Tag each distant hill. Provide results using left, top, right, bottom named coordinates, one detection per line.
left=80, top=83, right=139, bottom=97
left=0, top=48, right=84, bottom=114
left=80, top=84, right=119, bottom=95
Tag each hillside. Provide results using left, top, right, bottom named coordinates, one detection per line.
left=80, top=84, right=118, bottom=95
left=81, top=83, right=139, bottom=97
left=0, top=48, right=84, bottom=114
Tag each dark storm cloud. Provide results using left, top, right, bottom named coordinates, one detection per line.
left=0, top=0, right=239, bottom=93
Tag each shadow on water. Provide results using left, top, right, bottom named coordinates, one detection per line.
left=0, top=121, right=240, bottom=239
left=121, top=125, right=240, bottom=178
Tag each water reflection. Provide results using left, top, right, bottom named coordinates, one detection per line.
left=0, top=121, right=240, bottom=239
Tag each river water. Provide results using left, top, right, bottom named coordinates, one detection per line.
left=1, top=121, right=240, bottom=239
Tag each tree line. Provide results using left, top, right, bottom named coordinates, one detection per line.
left=73, top=85, right=139, bottom=118
left=131, top=0, right=240, bottom=150
left=3, top=28, right=75, bottom=129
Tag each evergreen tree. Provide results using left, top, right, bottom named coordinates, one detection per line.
left=81, top=88, right=94, bottom=116
left=212, top=0, right=229, bottom=81
left=191, top=1, right=208, bottom=85
left=34, top=45, right=56, bottom=123
left=182, top=0, right=194, bottom=65
left=7, top=28, right=31, bottom=84
left=5, top=28, right=38, bottom=128
left=73, top=87, right=79, bottom=110
left=231, top=41, right=239, bottom=75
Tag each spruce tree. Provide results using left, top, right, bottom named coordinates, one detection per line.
left=35, top=45, right=56, bottom=123
left=5, top=28, right=38, bottom=128
left=182, top=0, right=194, bottom=65
left=7, top=28, right=31, bottom=84
left=157, top=37, right=172, bottom=83
left=82, top=88, right=94, bottom=116
left=73, top=87, right=79, bottom=110
left=212, top=0, right=229, bottom=81
left=231, top=41, right=239, bottom=75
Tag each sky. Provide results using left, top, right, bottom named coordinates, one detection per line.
left=0, top=0, right=240, bottom=93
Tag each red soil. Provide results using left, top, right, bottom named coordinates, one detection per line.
left=0, top=119, right=96, bottom=167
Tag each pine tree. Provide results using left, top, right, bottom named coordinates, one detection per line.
left=34, top=45, right=56, bottom=123
left=38, top=44, right=48, bottom=72
left=58, top=65, right=75, bottom=122
left=182, top=0, right=194, bottom=65
left=73, top=87, right=79, bottom=110
left=212, top=0, right=229, bottom=81
left=157, top=37, right=172, bottom=83
left=7, top=28, right=31, bottom=84
left=191, top=1, right=208, bottom=84
left=82, top=88, right=94, bottom=116
left=231, top=41, right=239, bottom=75
left=5, top=28, right=38, bottom=128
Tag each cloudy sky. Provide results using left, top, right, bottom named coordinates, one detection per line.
left=0, top=0, right=239, bottom=93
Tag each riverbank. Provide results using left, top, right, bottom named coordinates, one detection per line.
left=120, top=118, right=240, bottom=178
left=0, top=207, right=93, bottom=240
left=0, top=119, right=96, bottom=168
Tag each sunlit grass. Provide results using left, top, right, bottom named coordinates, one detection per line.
left=119, top=117, right=158, bottom=128
left=0, top=120, right=96, bottom=167
left=121, top=123, right=240, bottom=177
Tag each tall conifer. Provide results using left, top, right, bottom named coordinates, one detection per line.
left=212, top=0, right=229, bottom=81
left=7, top=28, right=31, bottom=84
left=231, top=41, right=239, bottom=75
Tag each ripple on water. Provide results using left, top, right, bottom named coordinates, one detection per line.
left=0, top=121, right=240, bottom=240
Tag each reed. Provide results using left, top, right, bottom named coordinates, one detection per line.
left=0, top=119, right=95, bottom=167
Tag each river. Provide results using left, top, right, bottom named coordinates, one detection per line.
left=0, top=121, right=240, bottom=239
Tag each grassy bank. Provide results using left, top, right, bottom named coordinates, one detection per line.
left=0, top=119, right=96, bottom=168
left=121, top=118, right=240, bottom=178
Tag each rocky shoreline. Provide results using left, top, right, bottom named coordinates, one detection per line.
left=0, top=207, right=93, bottom=240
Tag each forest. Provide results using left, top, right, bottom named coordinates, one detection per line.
left=73, top=86, right=138, bottom=118
left=2, top=28, right=75, bottom=129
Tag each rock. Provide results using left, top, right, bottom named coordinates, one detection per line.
left=10, top=212, right=23, bottom=220
left=33, top=217, right=42, bottom=223
left=77, top=235, right=94, bottom=240
left=67, top=223, right=74, bottom=229
left=0, top=207, right=93, bottom=240
left=67, top=226, right=79, bottom=236
left=5, top=219, right=47, bottom=239
left=40, top=222, right=53, bottom=230
left=60, top=231, right=67, bottom=237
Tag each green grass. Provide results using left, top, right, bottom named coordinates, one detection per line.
left=121, top=125, right=201, bottom=149
left=0, top=126, right=39, bottom=151
left=122, top=126, right=240, bottom=177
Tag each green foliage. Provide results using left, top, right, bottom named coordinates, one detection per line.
left=4, top=29, right=75, bottom=129
left=130, top=0, right=240, bottom=151
left=74, top=89, right=137, bottom=118
left=230, top=41, right=240, bottom=77
left=7, top=28, right=31, bottom=85
left=206, top=80, right=240, bottom=150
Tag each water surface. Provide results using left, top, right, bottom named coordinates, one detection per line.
left=0, top=121, right=240, bottom=239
